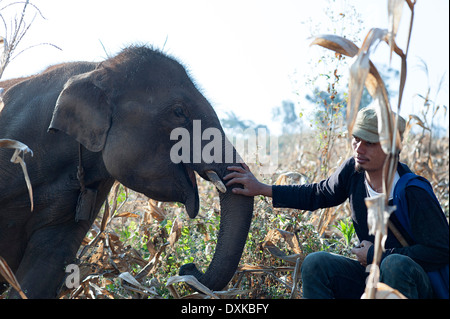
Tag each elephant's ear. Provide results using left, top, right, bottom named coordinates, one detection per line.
left=48, top=70, right=112, bottom=152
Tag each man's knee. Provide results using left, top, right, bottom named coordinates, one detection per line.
left=380, top=254, right=433, bottom=299
left=380, top=254, right=413, bottom=276
left=380, top=254, right=425, bottom=286
left=301, top=251, right=332, bottom=275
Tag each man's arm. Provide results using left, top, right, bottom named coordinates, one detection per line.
left=226, top=158, right=356, bottom=211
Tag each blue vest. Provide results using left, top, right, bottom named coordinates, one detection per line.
left=393, top=173, right=449, bottom=299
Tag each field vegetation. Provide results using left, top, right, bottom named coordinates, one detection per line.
left=1, top=0, right=448, bottom=299
left=42, top=107, right=446, bottom=299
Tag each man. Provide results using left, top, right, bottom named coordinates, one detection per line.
left=224, top=106, right=449, bottom=299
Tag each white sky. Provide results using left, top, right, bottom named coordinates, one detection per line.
left=1, top=0, right=449, bottom=134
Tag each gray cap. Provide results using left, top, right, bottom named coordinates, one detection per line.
left=352, top=106, right=406, bottom=143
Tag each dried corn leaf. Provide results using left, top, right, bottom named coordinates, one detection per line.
left=88, top=282, right=114, bottom=299
left=402, top=0, right=416, bottom=58
left=0, top=256, right=27, bottom=299
left=237, top=264, right=295, bottom=273
left=102, top=182, right=125, bottom=230
left=371, top=93, right=403, bottom=197
left=389, top=0, right=414, bottom=113
left=277, top=229, right=302, bottom=254
left=119, top=272, right=144, bottom=288
left=107, top=232, right=125, bottom=254
left=126, top=248, right=148, bottom=268
left=168, top=217, right=182, bottom=246
left=365, top=194, right=391, bottom=247
left=361, top=282, right=407, bottom=299
left=263, top=228, right=281, bottom=243
left=264, top=229, right=302, bottom=254
left=100, top=200, right=110, bottom=232
left=238, top=264, right=278, bottom=272
left=0, top=139, right=33, bottom=211
left=387, top=0, right=405, bottom=61
left=384, top=152, right=399, bottom=201
left=214, top=287, right=250, bottom=298
left=135, top=243, right=168, bottom=280
left=364, top=195, right=397, bottom=299
left=409, top=114, right=430, bottom=131
left=166, top=275, right=219, bottom=299
left=373, top=98, right=399, bottom=155
left=148, top=199, right=166, bottom=222
left=392, top=41, right=407, bottom=112
left=356, top=29, right=402, bottom=160
left=264, top=243, right=304, bottom=265
left=122, top=283, right=158, bottom=298
left=364, top=262, right=381, bottom=299
left=0, top=138, right=32, bottom=154
left=349, top=28, right=388, bottom=133
left=263, top=229, right=305, bottom=264
left=115, top=211, right=140, bottom=218
left=309, top=34, right=359, bottom=57
left=90, top=240, right=106, bottom=265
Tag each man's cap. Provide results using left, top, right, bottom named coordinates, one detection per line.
left=352, top=105, right=406, bottom=143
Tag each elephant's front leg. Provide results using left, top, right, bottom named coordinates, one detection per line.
left=10, top=219, right=92, bottom=299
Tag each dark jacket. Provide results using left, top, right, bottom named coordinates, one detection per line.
left=272, top=157, right=449, bottom=272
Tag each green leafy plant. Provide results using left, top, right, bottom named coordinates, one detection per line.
left=333, top=218, right=355, bottom=248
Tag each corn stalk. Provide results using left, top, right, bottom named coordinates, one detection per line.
left=0, top=138, right=33, bottom=299
left=311, top=0, right=416, bottom=299
left=0, top=138, right=33, bottom=211
left=0, top=0, right=61, bottom=79
left=0, top=256, right=27, bottom=298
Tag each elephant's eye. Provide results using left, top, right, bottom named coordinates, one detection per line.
left=173, top=104, right=188, bottom=119
left=174, top=106, right=184, bottom=117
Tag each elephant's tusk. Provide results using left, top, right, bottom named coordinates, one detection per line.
left=205, top=170, right=227, bottom=193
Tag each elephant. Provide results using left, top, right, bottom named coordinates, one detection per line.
left=0, top=45, right=254, bottom=298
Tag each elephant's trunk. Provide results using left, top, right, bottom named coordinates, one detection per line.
left=179, top=185, right=254, bottom=291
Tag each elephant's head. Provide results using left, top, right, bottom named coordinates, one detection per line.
left=48, top=46, right=254, bottom=291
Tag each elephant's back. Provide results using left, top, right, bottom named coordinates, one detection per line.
left=0, top=62, right=99, bottom=138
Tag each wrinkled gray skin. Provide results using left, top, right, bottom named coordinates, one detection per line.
left=0, top=46, right=253, bottom=298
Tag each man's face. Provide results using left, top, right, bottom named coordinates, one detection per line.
left=352, top=136, right=387, bottom=173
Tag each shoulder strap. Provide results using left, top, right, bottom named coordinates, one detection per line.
left=393, top=172, right=440, bottom=243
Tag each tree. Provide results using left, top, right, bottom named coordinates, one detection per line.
left=272, top=100, right=300, bottom=135
left=306, top=65, right=399, bottom=130
left=221, top=111, right=269, bottom=135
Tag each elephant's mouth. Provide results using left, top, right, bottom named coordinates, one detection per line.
left=184, top=164, right=197, bottom=191
left=181, top=164, right=227, bottom=219
left=182, top=164, right=199, bottom=219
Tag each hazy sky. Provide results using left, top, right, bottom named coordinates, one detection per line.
left=1, top=0, right=448, bottom=133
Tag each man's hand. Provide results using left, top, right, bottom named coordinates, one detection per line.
left=351, top=240, right=373, bottom=267
left=224, top=163, right=272, bottom=197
